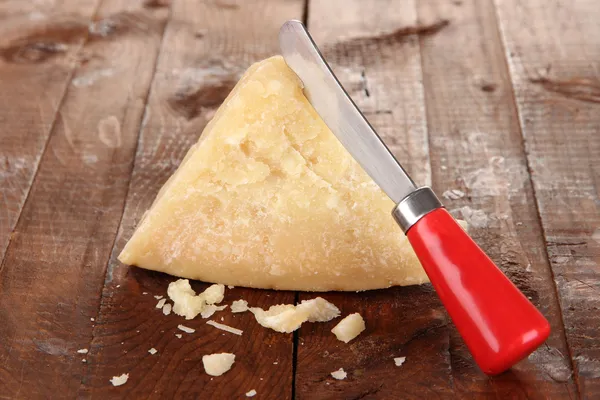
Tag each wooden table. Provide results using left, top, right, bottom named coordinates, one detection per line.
left=1, top=0, right=598, bottom=398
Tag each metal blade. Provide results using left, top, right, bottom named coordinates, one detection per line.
left=279, top=20, right=416, bottom=204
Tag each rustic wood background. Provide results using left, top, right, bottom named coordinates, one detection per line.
left=1, top=0, right=598, bottom=399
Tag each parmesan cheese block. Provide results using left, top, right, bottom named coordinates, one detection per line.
left=118, top=55, right=432, bottom=291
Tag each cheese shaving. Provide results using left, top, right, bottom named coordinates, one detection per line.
left=156, top=298, right=166, bottom=309
left=148, top=348, right=157, bottom=355
left=177, top=324, right=195, bottom=334
left=162, top=303, right=172, bottom=315
left=77, top=348, right=88, bottom=354
left=250, top=305, right=308, bottom=333
left=206, top=320, right=243, bottom=336
left=296, top=297, right=340, bottom=322
left=201, top=304, right=228, bottom=319
left=246, top=389, right=257, bottom=397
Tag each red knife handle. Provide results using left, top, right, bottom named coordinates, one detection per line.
left=405, top=206, right=550, bottom=375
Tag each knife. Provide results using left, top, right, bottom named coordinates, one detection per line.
left=279, top=20, right=550, bottom=375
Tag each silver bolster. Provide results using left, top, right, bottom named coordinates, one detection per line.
left=392, top=187, right=443, bottom=233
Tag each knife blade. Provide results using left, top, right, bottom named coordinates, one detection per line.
left=278, top=20, right=416, bottom=204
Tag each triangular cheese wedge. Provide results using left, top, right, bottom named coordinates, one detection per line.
left=119, top=56, right=429, bottom=291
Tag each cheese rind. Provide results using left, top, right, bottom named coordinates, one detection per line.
left=118, top=56, right=434, bottom=291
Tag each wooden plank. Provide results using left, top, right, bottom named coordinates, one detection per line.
left=296, top=2, right=461, bottom=398
left=81, top=1, right=305, bottom=398
left=0, top=0, right=99, bottom=269
left=0, top=1, right=170, bottom=398
left=494, top=0, right=600, bottom=397
left=416, top=0, right=576, bottom=397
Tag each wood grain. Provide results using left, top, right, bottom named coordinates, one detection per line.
left=0, top=0, right=99, bottom=270
left=81, top=1, right=305, bottom=398
left=0, top=0, right=170, bottom=398
left=494, top=0, right=600, bottom=397
left=296, top=2, right=459, bottom=399
left=417, top=0, right=576, bottom=397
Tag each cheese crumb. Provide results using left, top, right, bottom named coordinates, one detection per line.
left=167, top=279, right=225, bottom=320
left=178, top=324, right=195, bottom=334
left=202, top=353, right=235, bottom=376
left=77, top=348, right=88, bottom=354
left=142, top=292, right=148, bottom=295
left=246, top=389, right=257, bottom=397
left=331, top=368, right=347, bottom=380
left=148, top=348, right=158, bottom=355
left=296, top=297, right=340, bottom=322
left=82, top=359, right=86, bottom=363
left=110, top=373, right=129, bottom=386
left=175, top=334, right=182, bottom=339
left=163, top=303, right=172, bottom=315
left=156, top=298, right=167, bottom=309
left=154, top=295, right=163, bottom=300
left=331, top=313, right=365, bottom=343
left=228, top=285, right=235, bottom=289
left=394, top=356, right=406, bottom=367
left=250, top=305, right=310, bottom=333
left=90, top=318, right=95, bottom=322
left=206, top=320, right=243, bottom=336
left=249, top=297, right=339, bottom=333
left=201, top=304, right=228, bottom=319
left=231, top=300, right=249, bottom=313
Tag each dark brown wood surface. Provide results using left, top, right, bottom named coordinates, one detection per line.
left=0, top=0, right=598, bottom=399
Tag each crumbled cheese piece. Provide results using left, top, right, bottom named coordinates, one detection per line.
left=206, top=320, right=243, bottom=336
left=156, top=298, right=167, bottom=309
left=394, top=356, right=406, bottom=367
left=163, top=303, right=172, bottom=315
left=142, top=292, right=148, bottom=295
left=77, top=348, right=88, bottom=354
left=296, top=297, right=340, bottom=322
left=246, top=389, right=257, bottom=397
left=331, top=368, right=347, bottom=380
left=90, top=318, right=95, bottom=322
left=82, top=359, right=86, bottom=363
left=202, top=284, right=225, bottom=304
left=154, top=295, right=163, bottom=300
left=231, top=300, right=249, bottom=313
left=148, top=348, right=158, bottom=355
left=331, top=313, right=365, bottom=343
left=201, top=304, right=228, bottom=319
left=250, top=304, right=309, bottom=333
left=175, top=334, right=182, bottom=339
left=167, top=279, right=225, bottom=320
left=110, top=373, right=129, bottom=386
left=177, top=324, right=195, bottom=334
left=202, top=353, right=235, bottom=376
left=228, top=285, right=235, bottom=289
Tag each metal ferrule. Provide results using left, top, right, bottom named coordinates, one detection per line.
left=392, top=187, right=443, bottom=233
